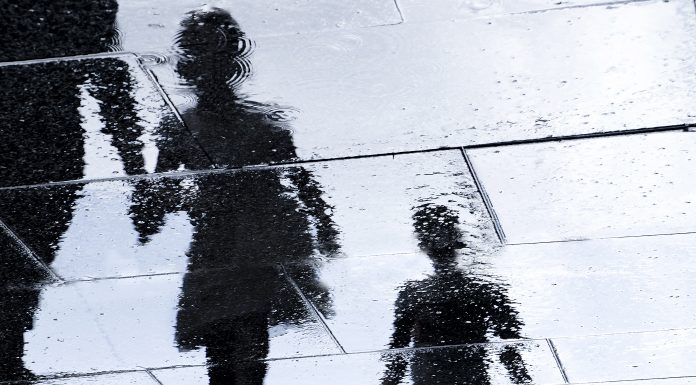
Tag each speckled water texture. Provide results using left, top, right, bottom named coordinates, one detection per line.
left=2, top=0, right=696, bottom=384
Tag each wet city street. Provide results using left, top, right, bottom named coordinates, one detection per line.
left=2, top=0, right=696, bottom=384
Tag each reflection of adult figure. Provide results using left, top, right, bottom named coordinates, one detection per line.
left=382, top=204, right=530, bottom=385
left=130, top=8, right=339, bottom=384
left=1, top=59, right=147, bottom=185
left=174, top=7, right=297, bottom=167
left=0, top=2, right=147, bottom=380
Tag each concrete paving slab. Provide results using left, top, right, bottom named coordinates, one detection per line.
left=1, top=271, right=337, bottom=379
left=152, top=342, right=564, bottom=385
left=147, top=0, right=696, bottom=164
left=553, top=329, right=696, bottom=383
left=0, top=150, right=494, bottom=280
left=490, top=233, right=696, bottom=338
left=0, top=55, right=210, bottom=188
left=467, top=131, right=696, bottom=243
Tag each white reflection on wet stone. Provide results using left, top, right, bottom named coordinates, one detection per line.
left=52, top=181, right=193, bottom=280
left=78, top=82, right=127, bottom=179
left=24, top=275, right=202, bottom=375
left=468, top=131, right=696, bottom=243
left=553, top=329, right=696, bottom=383
left=487, top=233, right=696, bottom=338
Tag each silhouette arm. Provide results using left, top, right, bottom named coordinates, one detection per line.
left=380, top=352, right=409, bottom=385
left=486, top=283, right=523, bottom=340
left=129, top=178, right=190, bottom=244
left=286, top=168, right=340, bottom=255
left=484, top=284, right=531, bottom=383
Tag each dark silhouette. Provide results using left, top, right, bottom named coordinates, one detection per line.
left=129, top=8, right=339, bottom=384
left=172, top=7, right=298, bottom=167
left=0, top=59, right=150, bottom=186
left=0, top=229, right=53, bottom=382
left=382, top=204, right=531, bottom=385
left=0, top=0, right=120, bottom=62
left=0, top=1, right=156, bottom=187
left=0, top=2, right=151, bottom=381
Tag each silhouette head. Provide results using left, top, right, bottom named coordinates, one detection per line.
left=412, top=204, right=465, bottom=266
left=175, top=7, right=250, bottom=90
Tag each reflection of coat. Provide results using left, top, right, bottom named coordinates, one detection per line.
left=170, top=168, right=337, bottom=350
left=183, top=104, right=298, bottom=167
left=176, top=266, right=280, bottom=351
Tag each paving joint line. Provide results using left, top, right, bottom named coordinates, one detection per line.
left=461, top=147, right=507, bottom=244
left=574, top=375, right=696, bottom=384
left=508, top=230, right=696, bottom=246
left=280, top=263, right=347, bottom=354
left=393, top=0, right=405, bottom=23
left=257, top=337, right=544, bottom=363
left=0, top=168, right=224, bottom=191
left=62, top=271, right=184, bottom=285
left=1, top=123, right=693, bottom=191
left=0, top=218, right=62, bottom=283
left=144, top=369, right=165, bottom=385
left=544, top=326, right=696, bottom=340
left=510, top=0, right=658, bottom=16
left=546, top=339, right=570, bottom=384
left=28, top=369, right=149, bottom=382
left=387, top=0, right=663, bottom=31
left=0, top=51, right=137, bottom=67
left=463, top=123, right=693, bottom=150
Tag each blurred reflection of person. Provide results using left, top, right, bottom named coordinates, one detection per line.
left=382, top=204, right=531, bottom=385
left=129, top=7, right=339, bottom=384
left=0, top=1, right=151, bottom=381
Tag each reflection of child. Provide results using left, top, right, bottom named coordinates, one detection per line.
left=382, top=204, right=531, bottom=384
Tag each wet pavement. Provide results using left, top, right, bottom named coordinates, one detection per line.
left=2, top=0, right=696, bottom=384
